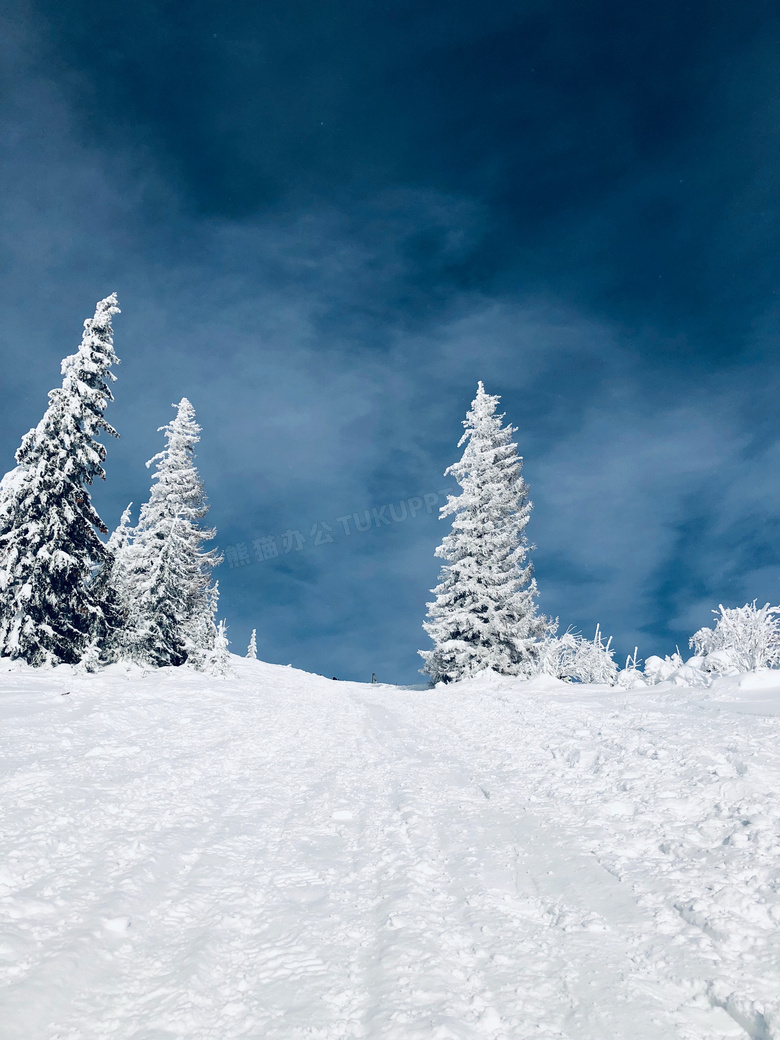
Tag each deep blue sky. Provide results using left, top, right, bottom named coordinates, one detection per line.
left=2, top=0, right=779, bottom=682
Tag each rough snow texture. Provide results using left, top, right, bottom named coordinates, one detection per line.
left=421, top=382, right=546, bottom=683
left=0, top=295, right=120, bottom=665
left=1, top=660, right=779, bottom=1039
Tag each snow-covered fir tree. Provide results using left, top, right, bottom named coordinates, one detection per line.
left=91, top=501, right=134, bottom=661
left=185, top=581, right=221, bottom=671
left=121, top=398, right=221, bottom=667
left=106, top=502, right=134, bottom=564
left=246, top=628, right=257, bottom=660
left=210, top=619, right=232, bottom=677
left=0, top=295, right=121, bottom=665
left=420, top=382, right=547, bottom=683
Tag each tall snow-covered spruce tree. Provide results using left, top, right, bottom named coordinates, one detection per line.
left=420, top=382, right=546, bottom=683
left=116, top=398, right=221, bottom=667
left=0, top=295, right=120, bottom=665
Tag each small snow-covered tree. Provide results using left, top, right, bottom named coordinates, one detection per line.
left=185, top=581, right=220, bottom=671
left=246, top=628, right=257, bottom=660
left=125, top=517, right=188, bottom=666
left=76, top=639, right=102, bottom=674
left=209, top=618, right=232, bottom=677
left=123, top=399, right=221, bottom=667
left=420, top=382, right=546, bottom=683
left=690, top=602, right=780, bottom=673
left=91, top=501, right=134, bottom=662
left=0, top=295, right=120, bottom=665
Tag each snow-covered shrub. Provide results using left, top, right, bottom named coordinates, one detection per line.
left=643, top=653, right=684, bottom=685
left=537, top=630, right=576, bottom=678
left=642, top=652, right=711, bottom=688
left=539, top=625, right=619, bottom=685
left=669, top=662, right=711, bottom=689
left=690, top=602, right=780, bottom=673
left=617, top=648, right=646, bottom=689
left=76, top=640, right=102, bottom=674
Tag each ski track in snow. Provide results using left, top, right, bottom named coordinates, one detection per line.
left=0, top=660, right=779, bottom=1039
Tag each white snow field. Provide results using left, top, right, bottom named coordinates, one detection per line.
left=1, top=659, right=779, bottom=1040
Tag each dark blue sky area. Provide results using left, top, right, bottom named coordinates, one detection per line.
left=1, top=0, right=779, bottom=680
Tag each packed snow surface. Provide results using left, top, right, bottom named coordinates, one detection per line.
left=1, top=659, right=779, bottom=1039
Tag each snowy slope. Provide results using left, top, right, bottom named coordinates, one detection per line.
left=1, top=659, right=779, bottom=1040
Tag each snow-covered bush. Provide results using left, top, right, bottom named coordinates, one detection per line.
left=76, top=640, right=102, bottom=674
left=617, top=648, right=646, bottom=689
left=643, top=652, right=684, bottom=685
left=642, top=652, right=709, bottom=688
left=539, top=625, right=619, bottom=685
left=690, top=602, right=780, bottom=673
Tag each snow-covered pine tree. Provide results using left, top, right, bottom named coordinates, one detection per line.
left=91, top=501, right=134, bottom=662
left=0, top=294, right=120, bottom=665
left=246, top=628, right=257, bottom=660
left=419, top=382, right=546, bottom=683
left=106, top=502, right=134, bottom=565
left=210, top=619, right=232, bottom=677
left=123, top=398, right=221, bottom=667
left=127, top=516, right=190, bottom=666
left=185, top=580, right=220, bottom=671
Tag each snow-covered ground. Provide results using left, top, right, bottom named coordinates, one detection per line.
left=1, top=659, right=779, bottom=1040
